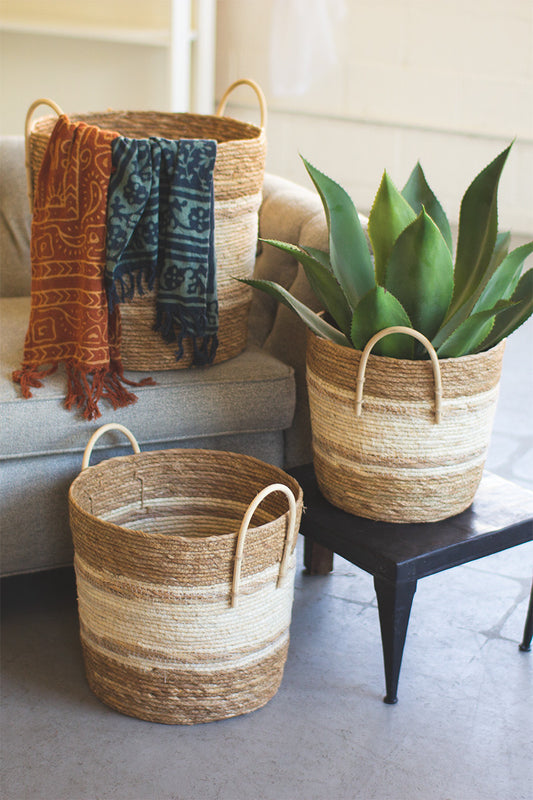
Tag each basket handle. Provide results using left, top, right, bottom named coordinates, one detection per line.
left=215, top=79, right=267, bottom=129
left=355, top=326, right=443, bottom=424
left=231, top=483, right=298, bottom=607
left=25, top=97, right=65, bottom=212
left=81, top=423, right=141, bottom=471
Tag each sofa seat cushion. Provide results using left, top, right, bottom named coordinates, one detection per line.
left=1, top=297, right=296, bottom=460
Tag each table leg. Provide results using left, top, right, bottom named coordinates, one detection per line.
left=303, top=538, right=334, bottom=575
left=373, top=575, right=417, bottom=705
left=519, top=580, right=533, bottom=652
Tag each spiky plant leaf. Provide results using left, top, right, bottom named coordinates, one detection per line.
left=476, top=269, right=533, bottom=351
left=241, top=278, right=350, bottom=347
left=246, top=147, right=532, bottom=360
left=368, top=171, right=417, bottom=285
left=488, top=231, right=511, bottom=273
left=473, top=242, right=533, bottom=313
left=447, top=143, right=513, bottom=319
left=260, top=239, right=352, bottom=335
left=300, top=245, right=332, bottom=271
left=350, top=287, right=414, bottom=358
left=301, top=157, right=375, bottom=307
left=402, top=162, right=453, bottom=250
left=432, top=236, right=530, bottom=350
left=436, top=302, right=515, bottom=358
left=385, top=210, right=454, bottom=340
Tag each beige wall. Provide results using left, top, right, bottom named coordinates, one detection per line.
left=0, top=0, right=219, bottom=133
left=0, top=32, right=170, bottom=135
left=2, top=0, right=531, bottom=237
left=0, top=0, right=172, bottom=136
left=216, top=0, right=533, bottom=237
left=1, top=0, right=169, bottom=29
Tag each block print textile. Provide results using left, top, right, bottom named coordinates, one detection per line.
left=106, top=136, right=218, bottom=365
left=12, top=116, right=153, bottom=420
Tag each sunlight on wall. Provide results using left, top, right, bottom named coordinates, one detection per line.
left=1, top=0, right=531, bottom=235
left=216, top=0, right=533, bottom=236
left=269, top=0, right=346, bottom=96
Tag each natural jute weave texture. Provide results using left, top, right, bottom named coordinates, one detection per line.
left=26, top=81, right=267, bottom=370
left=69, top=441, right=303, bottom=724
left=306, top=330, right=506, bottom=523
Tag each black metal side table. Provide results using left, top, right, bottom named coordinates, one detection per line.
left=289, top=464, right=533, bottom=704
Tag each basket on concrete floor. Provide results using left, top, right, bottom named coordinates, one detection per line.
left=307, top=326, right=506, bottom=523
left=25, top=79, right=267, bottom=370
left=68, top=424, right=303, bottom=724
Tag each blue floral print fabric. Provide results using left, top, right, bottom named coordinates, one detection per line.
left=105, top=136, right=218, bottom=365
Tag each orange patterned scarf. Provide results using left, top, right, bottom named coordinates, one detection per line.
left=13, top=116, right=153, bottom=419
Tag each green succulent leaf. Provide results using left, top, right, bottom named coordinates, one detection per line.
left=245, top=146, right=532, bottom=361
left=488, top=231, right=511, bottom=273
left=385, top=210, right=454, bottom=340
left=433, top=236, right=532, bottom=350
left=259, top=239, right=352, bottom=335
left=350, top=286, right=414, bottom=358
left=473, top=242, right=533, bottom=313
left=300, top=245, right=332, bottom=271
left=433, top=233, right=516, bottom=353
left=240, top=278, right=351, bottom=347
left=368, top=171, right=417, bottom=285
left=448, top=143, right=513, bottom=319
left=301, top=157, right=375, bottom=307
left=436, top=302, right=515, bottom=358
left=476, top=269, right=533, bottom=351
left=402, top=162, right=453, bottom=250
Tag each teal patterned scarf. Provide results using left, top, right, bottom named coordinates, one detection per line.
left=106, top=136, right=218, bottom=365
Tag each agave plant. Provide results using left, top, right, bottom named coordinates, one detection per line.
left=244, top=144, right=533, bottom=359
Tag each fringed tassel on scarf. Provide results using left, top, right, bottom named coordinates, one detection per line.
left=61, top=308, right=155, bottom=420
left=106, top=136, right=219, bottom=366
left=107, top=266, right=156, bottom=314
left=13, top=116, right=155, bottom=419
left=12, top=364, right=58, bottom=398
left=154, top=306, right=218, bottom=366
left=13, top=359, right=155, bottom=422
left=63, top=363, right=154, bottom=421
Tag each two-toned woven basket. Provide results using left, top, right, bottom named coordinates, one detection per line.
left=307, top=326, right=506, bottom=523
left=69, top=424, right=303, bottom=724
left=25, top=79, right=267, bottom=370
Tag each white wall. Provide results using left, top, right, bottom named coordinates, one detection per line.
left=2, top=0, right=531, bottom=237
left=0, top=33, right=170, bottom=136
left=0, top=0, right=217, bottom=135
left=0, top=0, right=171, bottom=136
left=215, top=0, right=533, bottom=237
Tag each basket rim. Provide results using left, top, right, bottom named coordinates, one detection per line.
left=30, top=109, right=265, bottom=144
left=69, top=447, right=303, bottom=544
left=307, top=327, right=507, bottom=367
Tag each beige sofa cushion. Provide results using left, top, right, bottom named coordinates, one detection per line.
left=0, top=136, right=32, bottom=297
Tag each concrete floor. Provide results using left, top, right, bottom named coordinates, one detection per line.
left=2, top=319, right=532, bottom=800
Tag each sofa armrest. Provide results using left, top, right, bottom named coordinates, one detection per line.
left=0, top=136, right=32, bottom=298
left=249, top=173, right=327, bottom=347
left=252, top=172, right=367, bottom=466
left=251, top=173, right=327, bottom=467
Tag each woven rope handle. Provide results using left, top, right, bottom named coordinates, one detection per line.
left=25, top=97, right=64, bottom=212
left=81, top=424, right=141, bottom=471
left=355, top=326, right=443, bottom=424
left=215, top=79, right=267, bottom=129
left=231, top=483, right=297, bottom=607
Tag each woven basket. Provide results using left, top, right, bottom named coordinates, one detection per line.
left=25, top=79, right=267, bottom=370
left=306, top=326, right=506, bottom=523
left=69, top=424, right=303, bottom=725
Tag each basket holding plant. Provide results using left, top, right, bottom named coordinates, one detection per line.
left=243, top=145, right=533, bottom=523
